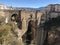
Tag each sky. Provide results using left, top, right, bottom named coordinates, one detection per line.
left=0, top=0, right=60, bottom=8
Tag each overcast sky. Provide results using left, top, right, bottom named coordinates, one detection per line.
left=0, top=0, right=60, bottom=8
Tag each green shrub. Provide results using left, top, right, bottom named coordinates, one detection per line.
left=0, top=23, right=11, bottom=44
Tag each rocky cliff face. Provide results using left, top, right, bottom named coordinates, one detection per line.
left=46, top=4, right=60, bottom=12
left=40, top=4, right=60, bottom=21
left=1, top=4, right=60, bottom=45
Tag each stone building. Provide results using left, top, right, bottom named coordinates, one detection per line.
left=0, top=4, right=43, bottom=45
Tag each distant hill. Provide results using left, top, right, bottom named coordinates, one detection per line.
left=1, top=4, right=60, bottom=12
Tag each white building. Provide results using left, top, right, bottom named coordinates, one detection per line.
left=0, top=4, right=14, bottom=10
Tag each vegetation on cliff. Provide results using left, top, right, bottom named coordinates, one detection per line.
left=0, top=23, right=11, bottom=44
